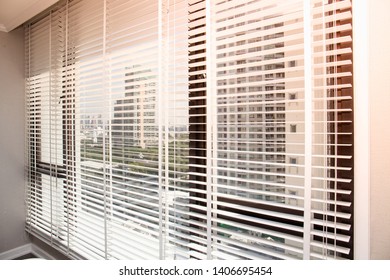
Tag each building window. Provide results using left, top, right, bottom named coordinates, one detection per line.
left=290, top=157, right=298, bottom=165
left=290, top=124, right=297, bottom=133
left=289, top=93, right=297, bottom=100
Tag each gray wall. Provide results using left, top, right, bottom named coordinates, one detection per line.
left=0, top=27, right=29, bottom=253
left=0, top=27, right=71, bottom=260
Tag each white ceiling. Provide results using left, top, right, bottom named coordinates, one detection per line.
left=0, top=0, right=59, bottom=32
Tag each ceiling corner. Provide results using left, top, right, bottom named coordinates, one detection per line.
left=0, top=0, right=59, bottom=32
left=0, top=24, right=7, bottom=33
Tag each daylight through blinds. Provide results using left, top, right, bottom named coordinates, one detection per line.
left=25, top=0, right=354, bottom=260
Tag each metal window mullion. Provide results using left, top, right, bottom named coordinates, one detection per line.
left=331, top=0, right=339, bottom=258
left=158, top=0, right=166, bottom=260
left=163, top=0, right=171, bottom=261
left=64, top=0, right=70, bottom=256
left=205, top=0, right=213, bottom=260
left=303, top=0, right=313, bottom=260
left=26, top=24, right=33, bottom=232
left=49, top=9, right=54, bottom=245
left=322, top=1, right=329, bottom=259
left=102, top=0, right=110, bottom=260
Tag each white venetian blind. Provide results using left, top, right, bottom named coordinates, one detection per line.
left=25, top=5, right=69, bottom=252
left=208, top=0, right=353, bottom=260
left=309, top=0, right=353, bottom=260
left=210, top=0, right=306, bottom=260
left=25, top=0, right=354, bottom=260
